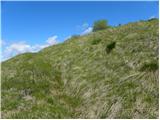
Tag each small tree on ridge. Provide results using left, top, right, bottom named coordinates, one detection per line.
left=93, top=20, right=108, bottom=32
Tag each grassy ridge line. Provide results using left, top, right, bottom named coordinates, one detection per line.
left=1, top=19, right=159, bottom=118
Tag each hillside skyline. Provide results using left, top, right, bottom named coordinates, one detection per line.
left=1, top=1, right=159, bottom=61
left=2, top=18, right=159, bottom=118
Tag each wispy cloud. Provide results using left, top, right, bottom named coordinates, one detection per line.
left=81, top=27, right=93, bottom=35
left=2, top=41, right=32, bottom=61
left=0, top=40, right=6, bottom=46
left=64, top=35, right=71, bottom=40
left=1, top=35, right=59, bottom=61
left=82, top=23, right=89, bottom=29
left=76, top=22, right=92, bottom=35
left=76, top=22, right=89, bottom=31
left=47, top=35, right=58, bottom=45
left=149, top=15, right=156, bottom=19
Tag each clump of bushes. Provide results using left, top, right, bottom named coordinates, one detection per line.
left=140, top=61, right=158, bottom=72
left=91, top=38, right=101, bottom=45
left=93, top=20, right=108, bottom=32
left=105, top=41, right=116, bottom=53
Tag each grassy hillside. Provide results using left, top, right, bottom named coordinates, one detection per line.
left=1, top=19, right=159, bottom=119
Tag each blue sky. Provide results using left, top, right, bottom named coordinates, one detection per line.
left=1, top=1, right=159, bottom=61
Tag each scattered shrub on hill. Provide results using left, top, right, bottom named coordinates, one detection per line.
left=91, top=38, right=101, bottom=45
left=105, top=41, right=116, bottom=53
left=140, top=61, right=158, bottom=72
left=148, top=18, right=158, bottom=22
left=93, top=20, right=108, bottom=32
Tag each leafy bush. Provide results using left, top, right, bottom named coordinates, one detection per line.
left=91, top=38, right=101, bottom=45
left=140, top=61, right=158, bottom=72
left=105, top=41, right=116, bottom=53
left=93, top=20, right=108, bottom=32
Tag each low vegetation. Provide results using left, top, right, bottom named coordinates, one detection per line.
left=1, top=19, right=159, bottom=119
left=91, top=38, right=102, bottom=45
left=140, top=61, right=158, bottom=72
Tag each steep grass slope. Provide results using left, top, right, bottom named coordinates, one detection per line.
left=1, top=19, right=159, bottom=118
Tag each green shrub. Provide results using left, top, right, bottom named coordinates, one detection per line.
left=105, top=41, right=116, bottom=53
left=93, top=20, right=108, bottom=32
left=140, top=61, right=158, bottom=72
left=91, top=38, right=101, bottom=45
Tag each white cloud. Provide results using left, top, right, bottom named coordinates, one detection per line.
left=81, top=27, right=93, bottom=35
left=149, top=15, right=156, bottom=19
left=76, top=22, right=92, bottom=36
left=64, top=35, right=71, bottom=40
left=77, top=22, right=89, bottom=31
left=5, top=42, right=31, bottom=53
left=82, top=23, right=89, bottom=29
left=1, top=35, right=59, bottom=61
left=0, top=40, right=6, bottom=46
left=47, top=35, right=58, bottom=45
left=2, top=42, right=32, bottom=61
